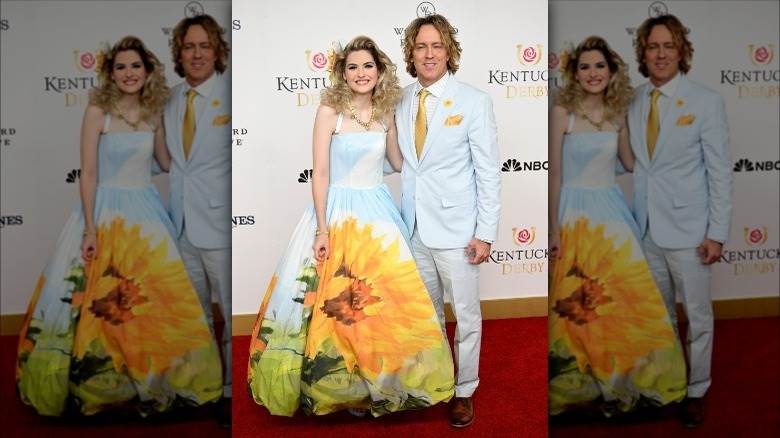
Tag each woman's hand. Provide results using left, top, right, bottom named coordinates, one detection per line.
left=81, top=231, right=98, bottom=262
left=313, top=233, right=330, bottom=262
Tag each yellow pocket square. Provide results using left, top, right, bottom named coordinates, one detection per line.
left=676, top=114, right=695, bottom=126
left=445, top=114, right=463, bottom=127
left=212, top=114, right=231, bottom=126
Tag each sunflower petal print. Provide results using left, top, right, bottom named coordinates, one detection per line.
left=307, top=217, right=445, bottom=378
left=550, top=216, right=676, bottom=376
left=73, top=217, right=214, bottom=377
left=549, top=216, right=686, bottom=414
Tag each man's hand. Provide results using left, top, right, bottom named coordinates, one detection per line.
left=697, top=238, right=723, bottom=265
left=466, top=239, right=491, bottom=264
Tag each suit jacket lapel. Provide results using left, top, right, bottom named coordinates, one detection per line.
left=652, top=75, right=689, bottom=164
left=418, top=76, right=459, bottom=165
left=168, top=84, right=186, bottom=164
left=398, top=86, right=417, bottom=167
left=630, top=82, right=651, bottom=167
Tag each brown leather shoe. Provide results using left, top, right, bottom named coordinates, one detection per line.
left=449, top=397, right=475, bottom=428
left=681, top=397, right=704, bottom=428
left=215, top=397, right=231, bottom=428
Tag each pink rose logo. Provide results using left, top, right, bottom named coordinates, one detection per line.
left=744, top=226, right=768, bottom=246
left=311, top=52, right=328, bottom=70
left=513, top=227, right=536, bottom=245
left=749, top=228, right=764, bottom=244
left=523, top=47, right=538, bottom=64
left=549, top=53, right=559, bottom=70
left=80, top=52, right=96, bottom=70
left=754, top=46, right=770, bottom=64
left=517, top=228, right=531, bottom=243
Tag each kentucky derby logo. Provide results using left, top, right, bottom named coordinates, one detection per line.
left=184, top=1, right=204, bottom=18
left=749, top=44, right=775, bottom=66
left=517, top=44, right=543, bottom=66
left=73, top=45, right=107, bottom=73
left=512, top=227, right=536, bottom=245
left=744, top=227, right=768, bottom=246
left=417, top=2, right=436, bottom=18
left=648, top=1, right=669, bottom=18
left=305, top=46, right=336, bottom=73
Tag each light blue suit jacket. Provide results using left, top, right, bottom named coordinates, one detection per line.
left=396, top=75, right=501, bottom=249
left=628, top=74, right=732, bottom=249
left=164, top=73, right=231, bottom=249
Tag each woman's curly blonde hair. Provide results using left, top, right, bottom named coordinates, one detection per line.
left=90, top=36, right=170, bottom=124
left=554, top=36, right=633, bottom=125
left=321, top=36, right=401, bottom=118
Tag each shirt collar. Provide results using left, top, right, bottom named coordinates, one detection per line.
left=415, top=72, right=450, bottom=98
left=185, top=72, right=218, bottom=99
left=650, top=72, right=680, bottom=98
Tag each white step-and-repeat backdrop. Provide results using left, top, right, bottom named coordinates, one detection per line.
left=0, top=1, right=231, bottom=315
left=231, top=0, right=549, bottom=316
left=550, top=0, right=779, bottom=300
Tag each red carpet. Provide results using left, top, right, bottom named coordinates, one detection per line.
left=233, top=317, right=548, bottom=437
left=551, top=317, right=780, bottom=437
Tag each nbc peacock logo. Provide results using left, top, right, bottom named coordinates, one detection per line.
left=734, top=158, right=755, bottom=172
left=66, top=169, right=81, bottom=183
left=501, top=159, right=521, bottom=172
left=298, top=169, right=313, bottom=183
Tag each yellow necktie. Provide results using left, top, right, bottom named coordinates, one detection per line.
left=415, top=89, right=431, bottom=159
left=646, top=88, right=661, bottom=159
left=182, top=88, right=197, bottom=159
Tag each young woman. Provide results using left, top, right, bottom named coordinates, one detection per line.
left=247, top=36, right=454, bottom=417
left=16, top=36, right=222, bottom=416
left=548, top=36, right=686, bottom=416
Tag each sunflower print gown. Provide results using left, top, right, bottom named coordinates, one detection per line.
left=248, top=116, right=455, bottom=417
left=16, top=115, right=222, bottom=416
left=549, top=118, right=687, bottom=415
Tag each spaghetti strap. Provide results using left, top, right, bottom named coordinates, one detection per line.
left=334, top=112, right=343, bottom=134
left=102, top=113, right=112, bottom=134
left=565, top=113, right=575, bottom=134
left=378, top=119, right=388, bottom=132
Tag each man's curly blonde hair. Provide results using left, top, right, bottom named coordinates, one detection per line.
left=402, top=14, right=461, bottom=77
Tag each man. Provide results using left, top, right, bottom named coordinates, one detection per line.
left=396, top=14, right=501, bottom=428
left=165, top=14, right=232, bottom=427
left=629, top=14, right=732, bottom=428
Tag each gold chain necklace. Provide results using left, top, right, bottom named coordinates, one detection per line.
left=115, top=106, right=142, bottom=131
left=580, top=108, right=605, bottom=131
left=347, top=102, right=375, bottom=131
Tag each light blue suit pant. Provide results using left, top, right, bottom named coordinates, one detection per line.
left=179, top=225, right=233, bottom=398
left=411, top=227, right=481, bottom=398
left=643, top=227, right=713, bottom=398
